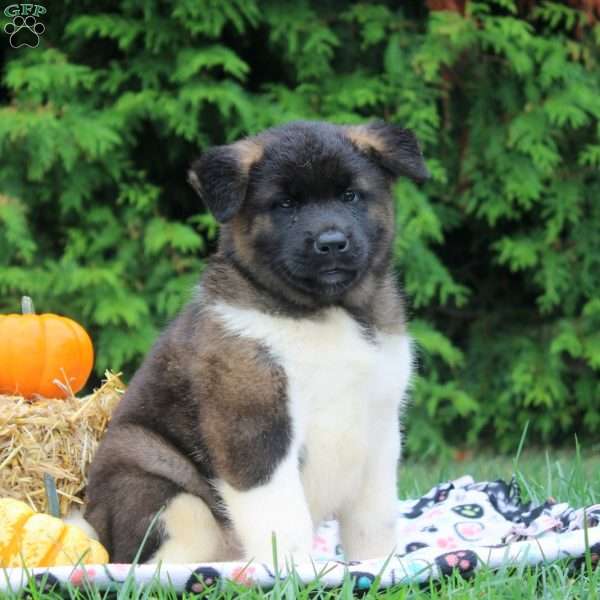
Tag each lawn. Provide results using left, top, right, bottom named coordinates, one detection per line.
left=4, top=447, right=600, bottom=599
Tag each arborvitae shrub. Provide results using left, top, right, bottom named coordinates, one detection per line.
left=1, top=1, right=599, bottom=454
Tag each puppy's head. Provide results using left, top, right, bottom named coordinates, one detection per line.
left=189, top=121, right=428, bottom=307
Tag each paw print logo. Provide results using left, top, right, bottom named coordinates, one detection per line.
left=435, top=549, right=478, bottom=578
left=454, top=521, right=485, bottom=541
left=185, top=567, right=221, bottom=593
left=231, top=565, right=257, bottom=587
left=312, top=534, right=330, bottom=553
left=31, top=573, right=61, bottom=594
left=451, top=503, right=484, bottom=519
left=405, top=541, right=429, bottom=553
left=436, top=536, right=458, bottom=550
left=349, top=571, right=376, bottom=593
left=4, top=15, right=45, bottom=48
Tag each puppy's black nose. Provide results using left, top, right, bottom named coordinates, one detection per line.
left=314, top=230, right=349, bottom=255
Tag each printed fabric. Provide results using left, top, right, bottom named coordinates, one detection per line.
left=2, top=475, right=600, bottom=594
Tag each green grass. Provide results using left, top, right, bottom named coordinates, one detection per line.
left=399, top=446, right=600, bottom=507
left=4, top=448, right=600, bottom=599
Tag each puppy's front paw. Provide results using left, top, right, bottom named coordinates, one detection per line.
left=218, top=457, right=315, bottom=569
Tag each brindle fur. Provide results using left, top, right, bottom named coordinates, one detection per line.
left=85, top=120, right=428, bottom=562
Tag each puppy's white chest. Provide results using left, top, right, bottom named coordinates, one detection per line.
left=298, top=341, right=379, bottom=521
left=286, top=313, right=411, bottom=521
left=213, top=304, right=412, bottom=522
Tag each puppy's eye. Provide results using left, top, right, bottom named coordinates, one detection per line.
left=276, top=199, right=294, bottom=210
left=342, top=190, right=360, bottom=203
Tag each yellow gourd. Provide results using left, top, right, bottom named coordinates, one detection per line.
left=0, top=498, right=108, bottom=567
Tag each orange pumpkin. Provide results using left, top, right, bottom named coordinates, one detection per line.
left=0, top=297, right=94, bottom=398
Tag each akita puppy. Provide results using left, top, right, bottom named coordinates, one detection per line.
left=85, top=120, right=428, bottom=564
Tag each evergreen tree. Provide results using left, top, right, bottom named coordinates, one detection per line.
left=1, top=1, right=598, bottom=453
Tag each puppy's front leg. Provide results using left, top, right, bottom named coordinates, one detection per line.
left=218, top=452, right=313, bottom=565
left=339, top=418, right=400, bottom=561
left=199, top=331, right=313, bottom=565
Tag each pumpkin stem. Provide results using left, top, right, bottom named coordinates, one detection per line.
left=21, top=296, right=35, bottom=314
left=44, top=473, right=61, bottom=518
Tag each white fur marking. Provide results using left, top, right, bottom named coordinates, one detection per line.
left=147, top=493, right=234, bottom=563
left=212, top=304, right=413, bottom=560
left=218, top=453, right=314, bottom=564
left=64, top=508, right=99, bottom=541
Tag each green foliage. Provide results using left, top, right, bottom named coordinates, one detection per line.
left=1, top=1, right=599, bottom=454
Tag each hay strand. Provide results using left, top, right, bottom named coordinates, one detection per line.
left=0, top=371, right=124, bottom=516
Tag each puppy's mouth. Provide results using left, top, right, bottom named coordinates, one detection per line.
left=317, top=268, right=357, bottom=286
left=279, top=262, right=360, bottom=297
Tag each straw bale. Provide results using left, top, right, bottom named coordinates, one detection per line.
left=0, top=372, right=124, bottom=516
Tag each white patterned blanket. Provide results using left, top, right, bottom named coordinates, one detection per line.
left=3, top=476, right=600, bottom=594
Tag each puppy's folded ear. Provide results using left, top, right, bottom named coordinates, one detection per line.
left=345, top=121, right=430, bottom=183
left=188, top=139, right=263, bottom=223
